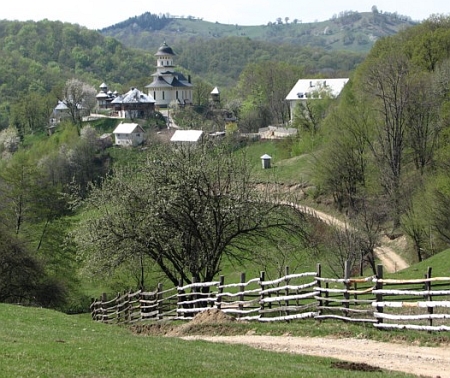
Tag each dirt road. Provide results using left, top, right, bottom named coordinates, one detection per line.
left=292, top=203, right=409, bottom=273
left=182, top=334, right=449, bottom=377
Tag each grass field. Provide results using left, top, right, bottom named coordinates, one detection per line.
left=388, top=248, right=450, bottom=279
left=0, top=304, right=417, bottom=378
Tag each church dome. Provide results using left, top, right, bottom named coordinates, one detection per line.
left=156, top=41, right=175, bottom=56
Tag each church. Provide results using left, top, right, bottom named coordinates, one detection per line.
left=96, top=41, right=193, bottom=114
left=145, top=41, right=193, bottom=108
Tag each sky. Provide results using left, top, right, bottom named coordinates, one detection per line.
left=1, top=0, right=449, bottom=30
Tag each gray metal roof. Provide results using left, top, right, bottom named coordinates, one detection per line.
left=111, top=88, right=155, bottom=104
left=146, top=76, right=173, bottom=88
left=155, top=41, right=175, bottom=56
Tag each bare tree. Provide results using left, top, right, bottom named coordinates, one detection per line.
left=362, top=52, right=412, bottom=228
left=406, top=71, right=440, bottom=174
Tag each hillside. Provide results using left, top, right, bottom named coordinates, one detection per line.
left=0, top=19, right=156, bottom=128
left=100, top=10, right=417, bottom=54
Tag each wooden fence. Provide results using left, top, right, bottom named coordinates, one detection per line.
left=90, top=263, right=450, bottom=331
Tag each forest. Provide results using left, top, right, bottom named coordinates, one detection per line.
left=1, top=13, right=450, bottom=314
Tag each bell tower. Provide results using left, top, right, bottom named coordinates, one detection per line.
left=155, top=41, right=175, bottom=74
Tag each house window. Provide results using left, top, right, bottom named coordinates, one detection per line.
left=163, top=91, right=165, bottom=100
left=176, top=91, right=179, bottom=99
left=154, top=91, right=156, bottom=100
left=136, top=133, right=140, bottom=137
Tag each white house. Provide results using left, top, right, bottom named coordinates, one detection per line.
left=112, top=122, right=145, bottom=147
left=286, top=78, right=349, bottom=121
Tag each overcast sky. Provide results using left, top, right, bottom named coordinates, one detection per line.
left=1, top=0, right=449, bottom=29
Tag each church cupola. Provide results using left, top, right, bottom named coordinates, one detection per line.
left=155, top=41, right=175, bottom=72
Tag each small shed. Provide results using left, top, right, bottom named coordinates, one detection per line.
left=210, top=86, right=220, bottom=104
left=261, top=154, right=272, bottom=169
left=112, top=122, right=145, bottom=147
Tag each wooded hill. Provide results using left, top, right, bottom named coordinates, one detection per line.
left=100, top=9, right=417, bottom=54
left=99, top=9, right=416, bottom=87
left=0, top=20, right=159, bottom=129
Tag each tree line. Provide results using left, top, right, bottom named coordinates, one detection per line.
left=297, top=15, right=450, bottom=266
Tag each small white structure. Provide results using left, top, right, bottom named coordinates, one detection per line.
left=286, top=78, right=349, bottom=121
left=261, top=154, right=272, bottom=169
left=210, top=86, right=220, bottom=104
left=112, top=122, right=145, bottom=147
left=170, top=129, right=203, bottom=143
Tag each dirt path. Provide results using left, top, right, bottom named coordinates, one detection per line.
left=182, top=334, right=449, bottom=377
left=292, top=203, right=409, bottom=273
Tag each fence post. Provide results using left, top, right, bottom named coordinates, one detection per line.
left=375, top=264, right=384, bottom=324
left=239, top=272, right=245, bottom=319
left=217, top=275, right=224, bottom=310
left=191, top=276, right=198, bottom=317
left=116, top=292, right=121, bottom=324
left=126, top=290, right=132, bottom=323
left=360, top=251, right=364, bottom=276
left=284, top=266, right=290, bottom=318
left=90, top=298, right=96, bottom=320
left=177, top=278, right=184, bottom=319
left=426, top=267, right=433, bottom=328
left=101, top=293, right=107, bottom=323
left=344, top=260, right=351, bottom=315
left=259, top=271, right=265, bottom=320
left=157, top=283, right=163, bottom=320
left=316, top=263, right=322, bottom=317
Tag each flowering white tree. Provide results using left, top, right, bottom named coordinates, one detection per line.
left=62, top=78, right=97, bottom=126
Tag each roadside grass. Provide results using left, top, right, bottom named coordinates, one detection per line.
left=388, top=248, right=450, bottom=279
left=0, top=304, right=415, bottom=378
left=151, top=317, right=450, bottom=347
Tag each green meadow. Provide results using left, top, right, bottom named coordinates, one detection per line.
left=0, top=304, right=416, bottom=378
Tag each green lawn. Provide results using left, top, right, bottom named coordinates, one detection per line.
left=0, top=304, right=414, bottom=378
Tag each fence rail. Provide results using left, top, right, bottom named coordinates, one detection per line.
left=90, top=263, right=450, bottom=331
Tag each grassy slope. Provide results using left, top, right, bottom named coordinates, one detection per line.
left=0, top=304, right=414, bottom=378
left=389, top=249, right=450, bottom=279
left=244, top=139, right=313, bottom=184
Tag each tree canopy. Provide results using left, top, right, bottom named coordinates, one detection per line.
left=73, top=142, right=308, bottom=286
